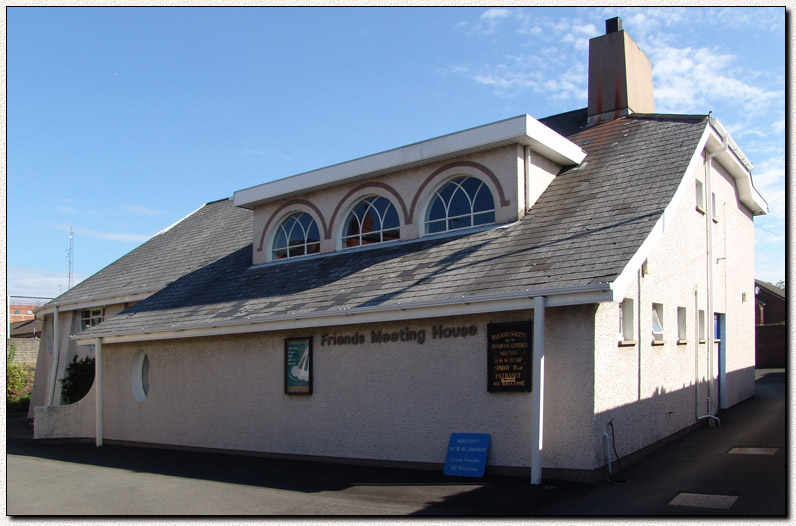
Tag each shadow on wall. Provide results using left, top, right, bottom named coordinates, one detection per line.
left=588, top=365, right=756, bottom=469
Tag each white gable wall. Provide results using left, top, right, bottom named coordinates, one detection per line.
left=591, top=146, right=756, bottom=467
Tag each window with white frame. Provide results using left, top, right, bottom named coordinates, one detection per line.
left=619, top=299, right=635, bottom=341
left=695, top=179, right=705, bottom=211
left=342, top=195, right=400, bottom=248
left=272, top=212, right=321, bottom=260
left=677, top=307, right=687, bottom=342
left=425, top=176, right=495, bottom=234
left=711, top=192, right=718, bottom=221
left=651, top=303, right=664, bottom=342
left=132, top=350, right=150, bottom=403
left=80, top=308, right=104, bottom=331
left=698, top=309, right=706, bottom=341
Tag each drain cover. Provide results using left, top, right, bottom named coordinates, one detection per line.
left=728, top=447, right=778, bottom=455
left=669, top=492, right=738, bottom=509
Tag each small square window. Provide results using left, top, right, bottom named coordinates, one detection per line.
left=80, top=308, right=105, bottom=331
left=652, top=303, right=664, bottom=341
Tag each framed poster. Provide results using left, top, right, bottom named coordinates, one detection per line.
left=285, top=337, right=312, bottom=394
left=487, top=321, right=532, bottom=392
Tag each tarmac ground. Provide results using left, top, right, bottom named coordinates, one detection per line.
left=5, top=368, right=787, bottom=516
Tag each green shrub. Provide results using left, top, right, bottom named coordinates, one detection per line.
left=7, top=343, right=35, bottom=411
left=60, top=355, right=95, bottom=405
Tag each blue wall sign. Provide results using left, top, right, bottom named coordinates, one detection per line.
left=443, top=433, right=491, bottom=477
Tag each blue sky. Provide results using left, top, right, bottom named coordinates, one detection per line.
left=6, top=6, right=787, bottom=298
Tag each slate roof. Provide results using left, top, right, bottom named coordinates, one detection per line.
left=78, top=110, right=709, bottom=339
left=44, top=198, right=252, bottom=307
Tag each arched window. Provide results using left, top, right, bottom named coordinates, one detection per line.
left=425, top=176, right=495, bottom=234
left=272, top=212, right=321, bottom=260
left=342, top=196, right=400, bottom=248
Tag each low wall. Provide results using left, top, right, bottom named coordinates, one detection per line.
left=755, top=325, right=786, bottom=368
left=33, top=384, right=96, bottom=440
left=7, top=338, right=40, bottom=366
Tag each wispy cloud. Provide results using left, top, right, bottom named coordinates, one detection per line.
left=242, top=148, right=267, bottom=156
left=7, top=266, right=87, bottom=298
left=47, top=224, right=152, bottom=243
left=122, top=204, right=167, bottom=215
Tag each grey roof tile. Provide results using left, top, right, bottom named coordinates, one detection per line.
left=79, top=111, right=709, bottom=338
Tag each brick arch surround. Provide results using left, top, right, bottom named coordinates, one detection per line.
left=256, top=199, right=329, bottom=253
left=328, top=182, right=409, bottom=238
left=408, top=161, right=510, bottom=224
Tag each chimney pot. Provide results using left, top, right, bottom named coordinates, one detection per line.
left=606, top=17, right=622, bottom=34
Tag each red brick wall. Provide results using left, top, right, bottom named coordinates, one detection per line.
left=755, top=324, right=786, bottom=368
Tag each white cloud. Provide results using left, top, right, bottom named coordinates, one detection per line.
left=648, top=44, right=782, bottom=116
left=7, top=266, right=87, bottom=298
left=47, top=224, right=152, bottom=243
left=242, top=148, right=267, bottom=156
left=481, top=8, right=511, bottom=20
left=122, top=204, right=167, bottom=216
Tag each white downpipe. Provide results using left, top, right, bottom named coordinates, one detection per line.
left=705, top=134, right=727, bottom=422
left=47, top=306, right=61, bottom=405
left=95, top=337, right=103, bottom=447
left=530, top=295, right=546, bottom=485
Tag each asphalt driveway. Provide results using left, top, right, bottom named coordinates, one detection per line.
left=6, top=369, right=787, bottom=516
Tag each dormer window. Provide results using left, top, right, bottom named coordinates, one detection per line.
left=272, top=212, right=321, bottom=260
left=425, top=176, right=495, bottom=235
left=342, top=195, right=400, bottom=248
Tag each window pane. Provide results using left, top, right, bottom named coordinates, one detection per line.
left=272, top=212, right=320, bottom=260
left=342, top=196, right=400, bottom=248
left=427, top=219, right=446, bottom=234
left=473, top=211, right=495, bottom=226
left=428, top=195, right=446, bottom=223
left=447, top=185, right=472, bottom=218
left=383, top=204, right=399, bottom=230
left=382, top=228, right=400, bottom=242
left=425, top=176, right=495, bottom=235
left=472, top=182, right=495, bottom=213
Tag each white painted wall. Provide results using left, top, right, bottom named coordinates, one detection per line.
left=35, top=308, right=602, bottom=473
left=592, top=148, right=756, bottom=467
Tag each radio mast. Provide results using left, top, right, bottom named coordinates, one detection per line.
left=68, top=228, right=74, bottom=290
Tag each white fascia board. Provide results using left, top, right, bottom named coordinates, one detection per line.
left=705, top=121, right=768, bottom=216
left=233, top=115, right=586, bottom=209
left=610, top=125, right=713, bottom=302
left=36, top=291, right=156, bottom=317
left=73, top=283, right=612, bottom=345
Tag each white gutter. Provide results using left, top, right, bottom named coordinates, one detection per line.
left=530, top=295, right=546, bottom=485
left=707, top=118, right=767, bottom=215
left=233, top=115, right=586, bottom=209
left=95, top=338, right=103, bottom=447
left=74, top=283, right=612, bottom=345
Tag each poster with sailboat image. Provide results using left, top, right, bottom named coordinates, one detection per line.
left=285, top=337, right=312, bottom=394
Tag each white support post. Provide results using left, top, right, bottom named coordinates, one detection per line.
left=531, top=295, right=546, bottom=485
left=47, top=306, right=61, bottom=405
left=95, top=337, right=103, bottom=447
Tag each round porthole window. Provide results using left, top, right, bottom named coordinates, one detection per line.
left=132, top=350, right=150, bottom=402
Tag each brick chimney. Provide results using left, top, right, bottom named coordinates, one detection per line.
left=587, top=17, right=655, bottom=124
